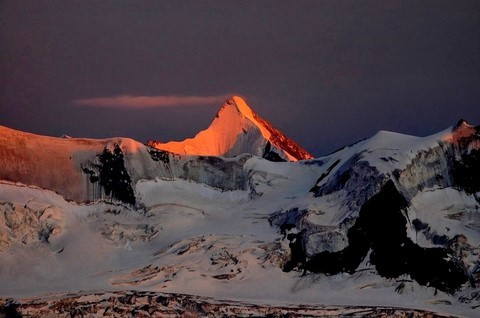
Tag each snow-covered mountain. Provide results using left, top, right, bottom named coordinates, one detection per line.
left=147, top=96, right=313, bottom=161
left=0, top=99, right=479, bottom=317
left=0, top=124, right=251, bottom=203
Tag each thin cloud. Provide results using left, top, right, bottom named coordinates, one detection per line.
left=73, top=94, right=231, bottom=108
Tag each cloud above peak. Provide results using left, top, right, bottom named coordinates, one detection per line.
left=73, top=94, right=231, bottom=109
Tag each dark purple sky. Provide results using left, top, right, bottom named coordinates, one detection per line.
left=1, top=0, right=479, bottom=156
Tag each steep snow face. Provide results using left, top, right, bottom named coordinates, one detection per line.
left=0, top=125, right=176, bottom=203
left=148, top=96, right=313, bottom=161
left=278, top=120, right=480, bottom=295
left=395, top=121, right=480, bottom=200
left=309, top=121, right=480, bottom=212
left=0, top=125, right=112, bottom=202
left=0, top=125, right=257, bottom=203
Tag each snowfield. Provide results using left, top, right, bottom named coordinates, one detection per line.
left=0, top=176, right=478, bottom=317
left=0, top=98, right=479, bottom=317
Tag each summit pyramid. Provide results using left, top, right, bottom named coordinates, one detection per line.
left=148, top=96, right=313, bottom=161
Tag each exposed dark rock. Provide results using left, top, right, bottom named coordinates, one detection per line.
left=97, top=145, right=136, bottom=205
left=279, top=223, right=295, bottom=239
left=459, top=290, right=480, bottom=304
left=263, top=141, right=287, bottom=162
left=82, top=145, right=136, bottom=205
left=0, top=299, right=22, bottom=318
left=180, top=155, right=249, bottom=191
left=81, top=165, right=99, bottom=183
left=263, top=151, right=286, bottom=162
left=38, top=224, right=53, bottom=243
left=5, top=290, right=459, bottom=317
left=212, top=273, right=237, bottom=280
left=395, top=143, right=475, bottom=200
left=301, top=159, right=324, bottom=166
left=412, top=219, right=429, bottom=232
left=288, top=181, right=469, bottom=293
left=283, top=229, right=307, bottom=273
left=155, top=296, right=169, bottom=306
left=313, top=156, right=387, bottom=212
left=338, top=170, right=351, bottom=187
left=431, top=234, right=449, bottom=246
left=252, top=111, right=313, bottom=161
left=147, top=148, right=170, bottom=164
left=269, top=208, right=309, bottom=230
left=451, top=149, right=480, bottom=194
left=309, top=159, right=340, bottom=193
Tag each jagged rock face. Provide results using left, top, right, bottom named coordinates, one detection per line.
left=302, top=181, right=468, bottom=293
left=394, top=146, right=453, bottom=200
left=176, top=154, right=250, bottom=191
left=1, top=291, right=455, bottom=318
left=249, top=106, right=313, bottom=161
left=96, top=145, right=136, bottom=204
left=310, top=122, right=480, bottom=215
left=82, top=148, right=252, bottom=203
left=260, top=121, right=480, bottom=290
left=451, top=148, right=480, bottom=194
left=305, top=121, right=480, bottom=222
left=312, top=154, right=388, bottom=214
left=278, top=120, right=479, bottom=295
left=148, top=96, right=313, bottom=162
left=445, top=122, right=480, bottom=194
left=395, top=123, right=480, bottom=200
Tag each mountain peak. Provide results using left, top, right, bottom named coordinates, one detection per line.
left=442, top=118, right=479, bottom=144
left=231, top=95, right=255, bottom=118
left=214, top=96, right=257, bottom=125
left=148, top=96, right=313, bottom=161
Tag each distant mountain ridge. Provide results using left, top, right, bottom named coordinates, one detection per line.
left=147, top=96, right=313, bottom=161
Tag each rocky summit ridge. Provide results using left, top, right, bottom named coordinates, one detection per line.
left=147, top=96, right=313, bottom=161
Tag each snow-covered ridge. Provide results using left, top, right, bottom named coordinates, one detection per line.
left=147, top=96, right=313, bottom=161
left=1, top=115, right=479, bottom=317
left=0, top=125, right=248, bottom=202
left=282, top=120, right=479, bottom=290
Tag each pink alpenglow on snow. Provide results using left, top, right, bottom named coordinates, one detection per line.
left=148, top=96, right=313, bottom=161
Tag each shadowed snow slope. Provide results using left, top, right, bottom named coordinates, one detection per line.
left=147, top=96, right=313, bottom=161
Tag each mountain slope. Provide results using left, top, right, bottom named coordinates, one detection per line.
left=147, top=96, right=313, bottom=161
left=0, top=125, right=255, bottom=202
left=0, top=119, right=479, bottom=317
left=275, top=119, right=479, bottom=295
